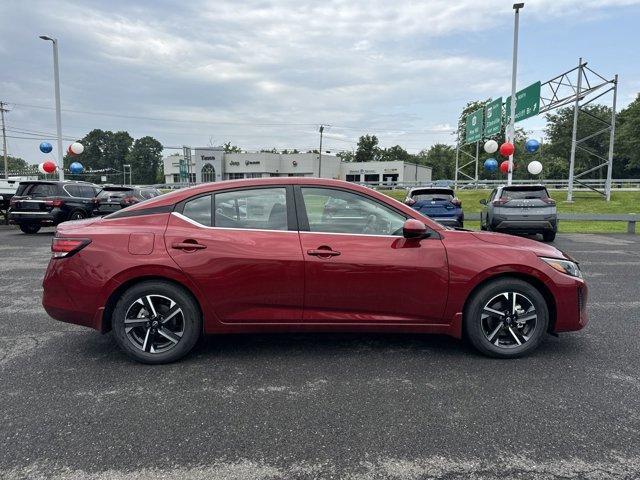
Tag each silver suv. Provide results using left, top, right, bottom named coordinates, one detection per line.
left=480, top=185, right=558, bottom=242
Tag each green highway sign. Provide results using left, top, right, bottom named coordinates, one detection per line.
left=484, top=97, right=502, bottom=137
left=465, top=108, right=484, bottom=144
left=506, top=81, right=541, bottom=123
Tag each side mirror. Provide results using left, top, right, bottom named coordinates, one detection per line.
left=479, top=199, right=487, bottom=205
left=403, top=219, right=429, bottom=239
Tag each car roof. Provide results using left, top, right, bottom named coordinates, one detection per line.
left=19, top=180, right=96, bottom=186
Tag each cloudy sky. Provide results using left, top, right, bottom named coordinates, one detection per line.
left=1, top=0, right=639, bottom=164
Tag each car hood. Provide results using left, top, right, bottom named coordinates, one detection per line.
left=469, top=231, right=566, bottom=259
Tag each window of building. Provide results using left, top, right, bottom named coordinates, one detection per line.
left=172, top=174, right=180, bottom=183
left=300, top=187, right=405, bottom=236
left=214, top=187, right=287, bottom=231
left=189, top=173, right=196, bottom=183
left=182, top=195, right=212, bottom=226
left=226, top=173, right=244, bottom=180
left=201, top=163, right=215, bottom=183
left=364, top=174, right=380, bottom=183
left=345, top=174, right=361, bottom=182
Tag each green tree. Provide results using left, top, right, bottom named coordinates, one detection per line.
left=223, top=142, right=242, bottom=153
left=416, top=144, right=457, bottom=180
left=64, top=129, right=133, bottom=182
left=336, top=150, right=354, bottom=162
left=5, top=156, right=29, bottom=173
left=378, top=145, right=412, bottom=162
left=126, top=136, right=163, bottom=185
left=616, top=94, right=640, bottom=176
left=355, top=134, right=380, bottom=162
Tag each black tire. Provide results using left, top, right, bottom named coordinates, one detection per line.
left=69, top=210, right=86, bottom=221
left=464, top=278, right=549, bottom=358
left=19, top=224, right=41, bottom=234
left=542, top=230, right=556, bottom=242
left=111, top=280, right=202, bottom=364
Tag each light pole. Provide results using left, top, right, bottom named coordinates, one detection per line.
left=39, top=35, right=64, bottom=181
left=507, top=3, right=524, bottom=186
left=318, top=125, right=324, bottom=178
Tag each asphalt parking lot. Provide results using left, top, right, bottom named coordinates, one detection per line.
left=1, top=226, right=639, bottom=479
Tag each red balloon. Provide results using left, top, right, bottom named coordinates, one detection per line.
left=67, top=145, right=77, bottom=157
left=500, top=160, right=511, bottom=174
left=499, top=142, right=515, bottom=156
left=42, top=161, right=57, bottom=174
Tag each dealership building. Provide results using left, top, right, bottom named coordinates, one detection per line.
left=163, top=148, right=431, bottom=184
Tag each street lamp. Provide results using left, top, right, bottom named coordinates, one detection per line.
left=318, top=125, right=325, bottom=178
left=39, top=35, right=64, bottom=181
left=507, top=3, right=524, bottom=186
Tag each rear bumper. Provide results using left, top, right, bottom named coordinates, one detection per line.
left=8, top=209, right=66, bottom=225
left=492, top=219, right=556, bottom=232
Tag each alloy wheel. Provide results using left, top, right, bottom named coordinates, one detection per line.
left=480, top=291, right=538, bottom=349
left=123, top=294, right=185, bottom=354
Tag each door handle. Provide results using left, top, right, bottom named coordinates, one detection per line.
left=307, top=248, right=340, bottom=257
left=172, top=241, right=207, bottom=251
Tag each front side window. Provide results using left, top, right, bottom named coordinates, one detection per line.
left=214, top=187, right=288, bottom=231
left=183, top=194, right=212, bottom=226
left=300, top=187, right=405, bottom=236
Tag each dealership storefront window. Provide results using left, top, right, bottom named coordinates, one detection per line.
left=201, top=163, right=215, bottom=182
left=364, top=174, right=380, bottom=182
left=226, top=173, right=244, bottom=180
left=346, top=174, right=361, bottom=182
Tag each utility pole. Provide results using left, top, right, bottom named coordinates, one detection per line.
left=507, top=3, right=524, bottom=186
left=0, top=102, right=8, bottom=179
left=318, top=125, right=324, bottom=178
left=39, top=35, right=65, bottom=181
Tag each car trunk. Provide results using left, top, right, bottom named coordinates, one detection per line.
left=411, top=189, right=458, bottom=217
left=494, top=187, right=555, bottom=217
left=11, top=183, right=58, bottom=213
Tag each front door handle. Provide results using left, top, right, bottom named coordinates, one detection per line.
left=172, top=241, right=207, bottom=251
left=307, top=247, right=340, bottom=257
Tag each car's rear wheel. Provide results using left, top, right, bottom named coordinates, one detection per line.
left=111, top=281, right=202, bottom=364
left=542, top=230, right=556, bottom=242
left=19, top=224, right=41, bottom=234
left=69, top=210, right=86, bottom=221
left=464, top=278, right=549, bottom=358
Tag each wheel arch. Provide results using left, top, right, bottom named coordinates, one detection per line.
left=101, top=275, right=204, bottom=333
left=461, top=272, right=557, bottom=334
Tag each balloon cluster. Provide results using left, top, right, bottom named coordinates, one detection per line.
left=36, top=141, right=84, bottom=175
left=482, top=138, right=543, bottom=176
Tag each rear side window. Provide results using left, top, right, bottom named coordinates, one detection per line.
left=183, top=195, right=212, bottom=226
left=214, top=187, right=288, bottom=231
left=64, top=185, right=95, bottom=198
left=97, top=188, right=132, bottom=199
left=501, top=188, right=548, bottom=200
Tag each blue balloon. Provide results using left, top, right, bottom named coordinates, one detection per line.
left=525, top=139, right=540, bottom=153
left=39, top=142, right=53, bottom=154
left=69, top=162, right=84, bottom=174
left=484, top=158, right=498, bottom=172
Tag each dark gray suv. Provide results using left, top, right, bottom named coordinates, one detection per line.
left=480, top=185, right=558, bottom=242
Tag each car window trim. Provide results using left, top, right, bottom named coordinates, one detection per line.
left=176, top=185, right=297, bottom=231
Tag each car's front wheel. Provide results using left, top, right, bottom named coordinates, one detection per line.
left=111, top=281, right=202, bottom=364
left=464, top=278, right=549, bottom=358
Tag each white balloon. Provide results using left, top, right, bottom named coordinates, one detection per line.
left=70, top=142, right=84, bottom=155
left=527, top=160, right=543, bottom=175
left=484, top=140, right=498, bottom=154
left=37, top=162, right=47, bottom=174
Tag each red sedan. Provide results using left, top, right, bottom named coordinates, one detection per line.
left=42, top=178, right=588, bottom=363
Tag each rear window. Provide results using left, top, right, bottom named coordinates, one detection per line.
left=23, top=183, right=58, bottom=197
left=97, top=187, right=133, bottom=199
left=500, top=187, right=548, bottom=200
left=411, top=189, right=454, bottom=202
left=140, top=189, right=160, bottom=199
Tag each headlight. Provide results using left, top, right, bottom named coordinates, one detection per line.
left=540, top=257, right=582, bottom=278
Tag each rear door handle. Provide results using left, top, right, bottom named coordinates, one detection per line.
left=307, top=248, right=340, bottom=257
left=172, top=241, right=207, bottom=251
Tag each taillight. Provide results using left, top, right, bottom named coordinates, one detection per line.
left=542, top=197, right=556, bottom=205
left=451, top=197, right=462, bottom=207
left=492, top=198, right=508, bottom=206
left=44, top=198, right=64, bottom=208
left=404, top=198, right=416, bottom=206
left=51, top=237, right=91, bottom=258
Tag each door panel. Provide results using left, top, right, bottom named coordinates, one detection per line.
left=165, top=190, right=304, bottom=323
left=300, top=233, right=448, bottom=323
left=296, top=186, right=449, bottom=323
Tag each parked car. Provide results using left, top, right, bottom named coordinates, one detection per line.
left=480, top=185, right=558, bottom=242
left=8, top=180, right=100, bottom=234
left=94, top=185, right=162, bottom=215
left=404, top=187, right=464, bottom=228
left=43, top=178, right=587, bottom=364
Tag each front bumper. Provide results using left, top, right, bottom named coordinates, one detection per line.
left=552, top=277, right=589, bottom=333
